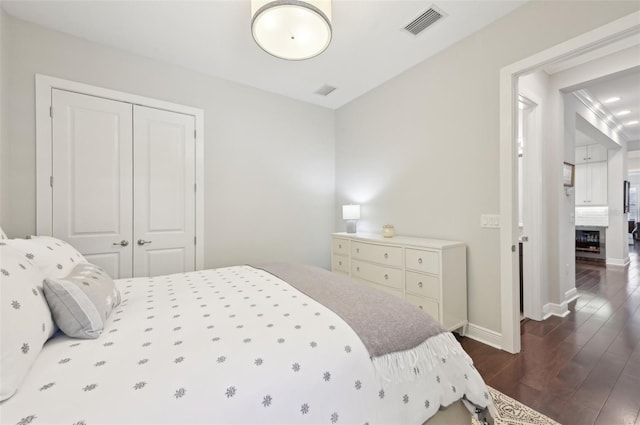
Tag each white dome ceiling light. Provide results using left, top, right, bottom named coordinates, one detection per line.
left=251, top=0, right=332, bottom=61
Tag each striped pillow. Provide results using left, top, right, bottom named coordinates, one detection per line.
left=43, top=263, right=120, bottom=339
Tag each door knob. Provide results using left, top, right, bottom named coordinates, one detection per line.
left=137, top=239, right=152, bottom=246
left=112, top=240, right=129, bottom=247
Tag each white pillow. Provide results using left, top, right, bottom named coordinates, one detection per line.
left=44, top=263, right=121, bottom=339
left=0, top=243, right=57, bottom=401
left=5, top=236, right=87, bottom=279
left=0, top=226, right=7, bottom=240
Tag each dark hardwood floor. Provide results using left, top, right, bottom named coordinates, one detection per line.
left=460, top=243, right=640, bottom=425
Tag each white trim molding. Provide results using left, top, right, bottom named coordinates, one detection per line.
left=565, top=287, right=578, bottom=304
left=542, top=302, right=571, bottom=319
left=543, top=287, right=578, bottom=319
left=464, top=323, right=503, bottom=350
left=606, top=256, right=631, bottom=268
left=35, top=74, right=206, bottom=271
left=573, top=89, right=631, bottom=141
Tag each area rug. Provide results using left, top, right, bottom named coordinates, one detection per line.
left=471, top=386, right=560, bottom=425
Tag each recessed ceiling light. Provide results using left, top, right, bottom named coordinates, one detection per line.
left=625, top=120, right=639, bottom=126
left=616, top=110, right=631, bottom=116
left=604, top=96, right=621, bottom=104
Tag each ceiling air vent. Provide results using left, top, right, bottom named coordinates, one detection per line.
left=404, top=6, right=445, bottom=36
left=315, top=85, right=337, bottom=96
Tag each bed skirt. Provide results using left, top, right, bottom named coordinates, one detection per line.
left=425, top=400, right=470, bottom=425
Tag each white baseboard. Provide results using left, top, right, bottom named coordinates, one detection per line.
left=542, top=301, right=570, bottom=319
left=565, top=287, right=578, bottom=303
left=464, top=323, right=502, bottom=350
left=607, top=256, right=630, bottom=269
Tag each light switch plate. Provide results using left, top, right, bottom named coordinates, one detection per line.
left=481, top=214, right=500, bottom=228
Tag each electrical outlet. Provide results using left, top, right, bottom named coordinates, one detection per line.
left=481, top=214, right=500, bottom=229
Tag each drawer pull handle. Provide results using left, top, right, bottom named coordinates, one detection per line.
left=419, top=305, right=423, bottom=310
left=418, top=258, right=423, bottom=264
left=339, top=261, right=342, bottom=266
left=418, top=282, right=423, bottom=288
left=357, top=266, right=360, bottom=272
left=357, top=248, right=360, bottom=253
left=384, top=274, right=388, bottom=280
left=339, top=244, right=342, bottom=249
left=384, top=253, right=388, bottom=259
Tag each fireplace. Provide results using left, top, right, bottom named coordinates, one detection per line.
left=576, top=227, right=606, bottom=262
left=576, top=229, right=600, bottom=253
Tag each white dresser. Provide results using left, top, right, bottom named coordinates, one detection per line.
left=331, top=232, right=467, bottom=334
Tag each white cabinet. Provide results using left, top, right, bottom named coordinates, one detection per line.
left=576, top=144, right=607, bottom=164
left=331, top=233, right=467, bottom=333
left=588, top=162, right=608, bottom=205
left=575, top=159, right=607, bottom=206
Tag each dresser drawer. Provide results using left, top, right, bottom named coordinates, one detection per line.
left=406, top=271, right=439, bottom=300
left=405, top=294, right=439, bottom=320
left=332, top=238, right=349, bottom=256
left=351, top=259, right=403, bottom=290
left=351, top=241, right=402, bottom=267
left=370, top=281, right=404, bottom=300
left=405, top=248, right=439, bottom=275
left=332, top=254, right=350, bottom=274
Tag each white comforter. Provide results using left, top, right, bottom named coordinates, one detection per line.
left=1, top=266, right=489, bottom=425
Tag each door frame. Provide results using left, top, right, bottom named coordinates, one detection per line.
left=499, top=11, right=640, bottom=353
left=517, top=92, right=544, bottom=322
left=35, top=74, right=205, bottom=271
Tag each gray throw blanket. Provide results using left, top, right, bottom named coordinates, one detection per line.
left=251, top=263, right=493, bottom=423
left=251, top=263, right=445, bottom=358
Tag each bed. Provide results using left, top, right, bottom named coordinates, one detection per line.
left=0, top=234, right=493, bottom=425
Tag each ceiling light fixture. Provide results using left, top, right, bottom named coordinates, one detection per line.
left=603, top=96, right=621, bottom=104
left=615, top=110, right=631, bottom=116
left=251, top=0, right=332, bottom=61
left=625, top=120, right=639, bottom=126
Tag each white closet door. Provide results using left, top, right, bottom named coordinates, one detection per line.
left=133, top=105, right=196, bottom=277
left=52, top=89, right=133, bottom=278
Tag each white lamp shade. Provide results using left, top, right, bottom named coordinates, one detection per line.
left=342, top=204, right=361, bottom=220
left=251, top=0, right=332, bottom=60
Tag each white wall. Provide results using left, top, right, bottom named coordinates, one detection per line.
left=0, top=13, right=335, bottom=269
left=335, top=1, right=640, bottom=334
left=0, top=10, right=7, bottom=228
left=629, top=151, right=640, bottom=172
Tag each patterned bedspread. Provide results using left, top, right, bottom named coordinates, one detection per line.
left=0, top=265, right=491, bottom=425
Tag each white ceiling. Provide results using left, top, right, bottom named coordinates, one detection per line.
left=581, top=70, right=640, bottom=143
left=0, top=0, right=527, bottom=109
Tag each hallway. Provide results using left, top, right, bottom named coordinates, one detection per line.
left=460, top=245, right=640, bottom=425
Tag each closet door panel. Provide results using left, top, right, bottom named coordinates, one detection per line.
left=52, top=89, right=133, bottom=279
left=147, top=248, right=186, bottom=278
left=83, top=253, right=121, bottom=280
left=147, top=122, right=186, bottom=230
left=133, top=105, right=196, bottom=277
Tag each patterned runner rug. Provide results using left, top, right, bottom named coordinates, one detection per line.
left=472, top=386, right=560, bottom=425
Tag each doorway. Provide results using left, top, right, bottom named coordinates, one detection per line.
left=499, top=12, right=640, bottom=354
